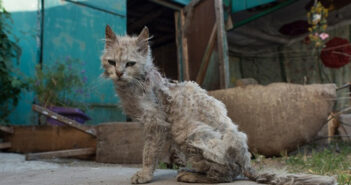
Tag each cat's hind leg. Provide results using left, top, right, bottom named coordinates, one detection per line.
left=176, top=147, right=240, bottom=183
left=176, top=171, right=218, bottom=183
left=176, top=156, right=240, bottom=183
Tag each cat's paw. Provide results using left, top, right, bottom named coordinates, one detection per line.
left=131, top=170, right=152, bottom=184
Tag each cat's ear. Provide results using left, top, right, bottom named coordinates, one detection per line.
left=137, top=26, right=149, bottom=55
left=105, top=25, right=117, bottom=48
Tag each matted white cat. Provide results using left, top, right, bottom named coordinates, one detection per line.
left=101, top=25, right=336, bottom=185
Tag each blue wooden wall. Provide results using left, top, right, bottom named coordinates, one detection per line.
left=6, top=0, right=127, bottom=125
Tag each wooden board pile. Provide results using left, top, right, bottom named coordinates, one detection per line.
left=0, top=104, right=144, bottom=163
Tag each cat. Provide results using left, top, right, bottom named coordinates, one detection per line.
left=101, top=25, right=336, bottom=185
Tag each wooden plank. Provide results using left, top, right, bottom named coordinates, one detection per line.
left=0, top=142, right=11, bottom=149
left=3, top=125, right=96, bottom=154
left=196, top=22, right=217, bottom=85
left=26, top=148, right=95, bottom=161
left=180, top=9, right=190, bottom=81
left=214, top=0, right=230, bottom=89
left=32, top=104, right=96, bottom=136
left=182, top=0, right=217, bottom=89
left=96, top=122, right=144, bottom=164
left=0, top=126, right=14, bottom=134
left=174, top=11, right=183, bottom=81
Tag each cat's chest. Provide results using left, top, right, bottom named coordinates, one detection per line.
left=120, top=91, right=159, bottom=117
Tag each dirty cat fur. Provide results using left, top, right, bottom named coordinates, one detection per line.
left=101, top=25, right=336, bottom=185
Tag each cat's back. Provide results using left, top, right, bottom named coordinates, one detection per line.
left=169, top=81, right=228, bottom=121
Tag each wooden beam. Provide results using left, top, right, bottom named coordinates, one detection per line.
left=149, top=0, right=182, bottom=10
left=175, top=11, right=182, bottom=81
left=180, top=9, right=190, bottom=81
left=26, top=148, right=95, bottom=161
left=128, top=9, right=163, bottom=32
left=0, top=142, right=11, bottom=149
left=32, top=104, right=96, bottom=136
left=215, top=0, right=230, bottom=89
left=0, top=126, right=14, bottom=134
left=196, top=22, right=218, bottom=85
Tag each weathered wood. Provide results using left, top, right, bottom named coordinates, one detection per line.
left=196, top=22, right=217, bottom=85
left=26, top=148, right=95, bottom=161
left=214, top=0, right=230, bottom=89
left=3, top=125, right=96, bottom=154
left=174, top=11, right=182, bottom=81
left=182, top=0, right=202, bottom=35
left=0, top=142, right=11, bottom=149
left=96, top=122, right=144, bottom=164
left=149, top=0, right=182, bottom=10
left=32, top=104, right=96, bottom=136
left=180, top=9, right=190, bottom=81
left=0, top=126, right=14, bottom=134
left=180, top=0, right=218, bottom=89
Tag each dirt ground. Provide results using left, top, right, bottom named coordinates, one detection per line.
left=0, top=153, right=263, bottom=185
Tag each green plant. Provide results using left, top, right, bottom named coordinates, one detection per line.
left=0, top=0, right=26, bottom=122
left=284, top=142, right=351, bottom=185
left=29, top=57, right=88, bottom=110
left=251, top=141, right=351, bottom=185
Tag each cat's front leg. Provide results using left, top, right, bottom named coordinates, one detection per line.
left=131, top=123, right=169, bottom=184
left=131, top=139, right=156, bottom=184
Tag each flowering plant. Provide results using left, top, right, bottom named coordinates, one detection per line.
left=307, top=1, right=329, bottom=47
left=28, top=57, right=88, bottom=110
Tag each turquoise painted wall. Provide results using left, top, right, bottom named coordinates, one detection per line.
left=231, top=0, right=276, bottom=12
left=6, top=0, right=127, bottom=125
left=7, top=9, right=38, bottom=124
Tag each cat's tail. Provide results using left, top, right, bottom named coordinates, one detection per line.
left=243, top=167, right=337, bottom=185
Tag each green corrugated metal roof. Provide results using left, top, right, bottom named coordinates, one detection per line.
left=170, top=0, right=276, bottom=13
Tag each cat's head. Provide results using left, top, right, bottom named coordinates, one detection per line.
left=101, top=25, right=153, bottom=85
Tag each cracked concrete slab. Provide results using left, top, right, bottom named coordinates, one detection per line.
left=0, top=153, right=263, bottom=185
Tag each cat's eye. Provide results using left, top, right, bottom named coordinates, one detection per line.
left=126, top=61, right=136, bottom=67
left=107, top=59, right=116, bottom=66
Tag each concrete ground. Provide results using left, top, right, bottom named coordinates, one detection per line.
left=0, top=153, right=263, bottom=185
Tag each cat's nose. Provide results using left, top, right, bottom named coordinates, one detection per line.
left=116, top=71, right=123, bottom=78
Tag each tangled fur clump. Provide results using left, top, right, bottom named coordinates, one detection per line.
left=101, top=25, right=337, bottom=185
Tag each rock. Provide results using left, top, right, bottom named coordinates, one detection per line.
left=209, top=83, right=336, bottom=156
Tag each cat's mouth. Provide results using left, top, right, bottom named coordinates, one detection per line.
left=115, top=77, right=129, bottom=84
